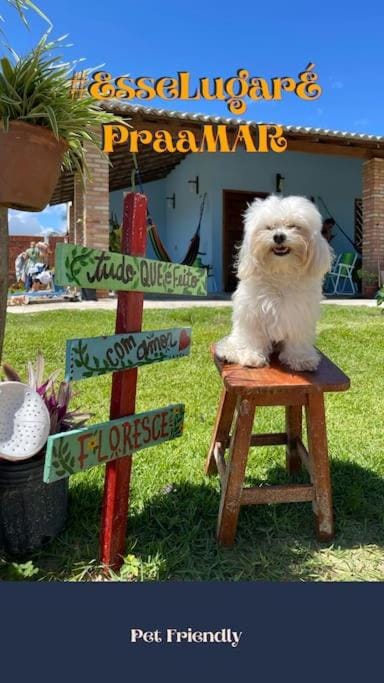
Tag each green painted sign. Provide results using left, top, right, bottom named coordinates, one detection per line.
left=55, top=244, right=207, bottom=296
left=44, top=404, right=185, bottom=483
left=65, top=328, right=192, bottom=380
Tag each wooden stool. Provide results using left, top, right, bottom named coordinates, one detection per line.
left=205, top=349, right=350, bottom=546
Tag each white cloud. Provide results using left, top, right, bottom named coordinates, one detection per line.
left=8, top=211, right=44, bottom=236
left=40, top=226, right=63, bottom=236
left=8, top=206, right=67, bottom=236
left=43, top=204, right=67, bottom=218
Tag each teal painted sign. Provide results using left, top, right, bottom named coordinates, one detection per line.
left=65, top=328, right=192, bottom=380
left=55, top=244, right=207, bottom=296
left=44, top=404, right=185, bottom=483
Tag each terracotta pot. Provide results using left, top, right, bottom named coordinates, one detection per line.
left=363, top=284, right=378, bottom=298
left=0, top=121, right=67, bottom=211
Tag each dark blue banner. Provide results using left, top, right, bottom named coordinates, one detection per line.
left=0, top=582, right=382, bottom=682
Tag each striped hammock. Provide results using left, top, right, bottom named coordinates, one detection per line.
left=147, top=192, right=207, bottom=267
left=148, top=222, right=200, bottom=266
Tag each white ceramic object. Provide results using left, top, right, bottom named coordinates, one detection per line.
left=0, top=382, right=51, bottom=461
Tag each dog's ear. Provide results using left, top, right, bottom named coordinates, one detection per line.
left=306, top=233, right=333, bottom=277
left=236, top=233, right=256, bottom=280
left=236, top=199, right=265, bottom=279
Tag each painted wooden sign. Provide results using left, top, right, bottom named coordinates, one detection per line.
left=55, top=244, right=207, bottom=296
left=44, top=404, right=185, bottom=483
left=65, top=327, right=192, bottom=380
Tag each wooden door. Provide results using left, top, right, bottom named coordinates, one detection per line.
left=222, top=190, right=268, bottom=292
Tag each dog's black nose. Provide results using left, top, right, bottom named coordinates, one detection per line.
left=273, top=233, right=286, bottom=244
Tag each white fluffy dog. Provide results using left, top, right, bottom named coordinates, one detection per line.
left=215, top=195, right=332, bottom=371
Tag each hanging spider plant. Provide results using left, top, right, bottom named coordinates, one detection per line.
left=0, top=33, right=125, bottom=178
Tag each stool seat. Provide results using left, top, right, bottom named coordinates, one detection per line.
left=213, top=347, right=350, bottom=396
left=206, top=347, right=350, bottom=547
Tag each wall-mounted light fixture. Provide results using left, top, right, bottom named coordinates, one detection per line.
left=166, top=193, right=176, bottom=209
left=188, top=176, right=199, bottom=194
left=275, top=173, right=285, bottom=194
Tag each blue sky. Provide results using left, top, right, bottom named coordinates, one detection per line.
left=3, top=0, right=384, bottom=234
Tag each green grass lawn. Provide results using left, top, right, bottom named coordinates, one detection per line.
left=1, top=304, right=383, bottom=581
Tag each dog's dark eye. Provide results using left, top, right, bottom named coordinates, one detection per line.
left=266, top=226, right=273, bottom=230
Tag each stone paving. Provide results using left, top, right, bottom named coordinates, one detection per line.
left=6, top=295, right=378, bottom=314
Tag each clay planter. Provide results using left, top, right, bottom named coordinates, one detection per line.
left=0, top=450, right=68, bottom=557
left=0, top=121, right=67, bottom=211
left=363, top=284, right=378, bottom=298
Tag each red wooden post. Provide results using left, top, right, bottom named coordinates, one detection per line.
left=100, top=192, right=147, bottom=569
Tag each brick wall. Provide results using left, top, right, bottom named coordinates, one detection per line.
left=362, top=158, right=384, bottom=292
left=9, top=235, right=65, bottom=286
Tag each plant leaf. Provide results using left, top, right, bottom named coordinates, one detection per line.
left=2, top=362, right=22, bottom=382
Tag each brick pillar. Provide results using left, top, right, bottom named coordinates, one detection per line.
left=72, top=131, right=110, bottom=297
left=84, top=138, right=110, bottom=250
left=362, top=158, right=384, bottom=293
left=73, top=134, right=109, bottom=249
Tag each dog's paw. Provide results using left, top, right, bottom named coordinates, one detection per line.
left=215, top=339, right=268, bottom=367
left=238, top=350, right=269, bottom=368
left=279, top=348, right=320, bottom=372
left=214, top=337, right=233, bottom=360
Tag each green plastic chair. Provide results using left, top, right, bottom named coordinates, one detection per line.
left=327, top=252, right=358, bottom=295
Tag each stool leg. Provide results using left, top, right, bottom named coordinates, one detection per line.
left=285, top=405, right=303, bottom=474
left=205, top=389, right=236, bottom=476
left=305, top=393, right=334, bottom=542
left=217, top=397, right=256, bottom=546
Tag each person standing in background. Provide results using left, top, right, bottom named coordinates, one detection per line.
left=24, top=241, right=41, bottom=291
left=15, top=251, right=27, bottom=285
left=321, top=218, right=335, bottom=243
left=35, top=241, right=50, bottom=265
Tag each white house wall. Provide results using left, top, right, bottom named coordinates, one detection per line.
left=110, top=150, right=362, bottom=290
